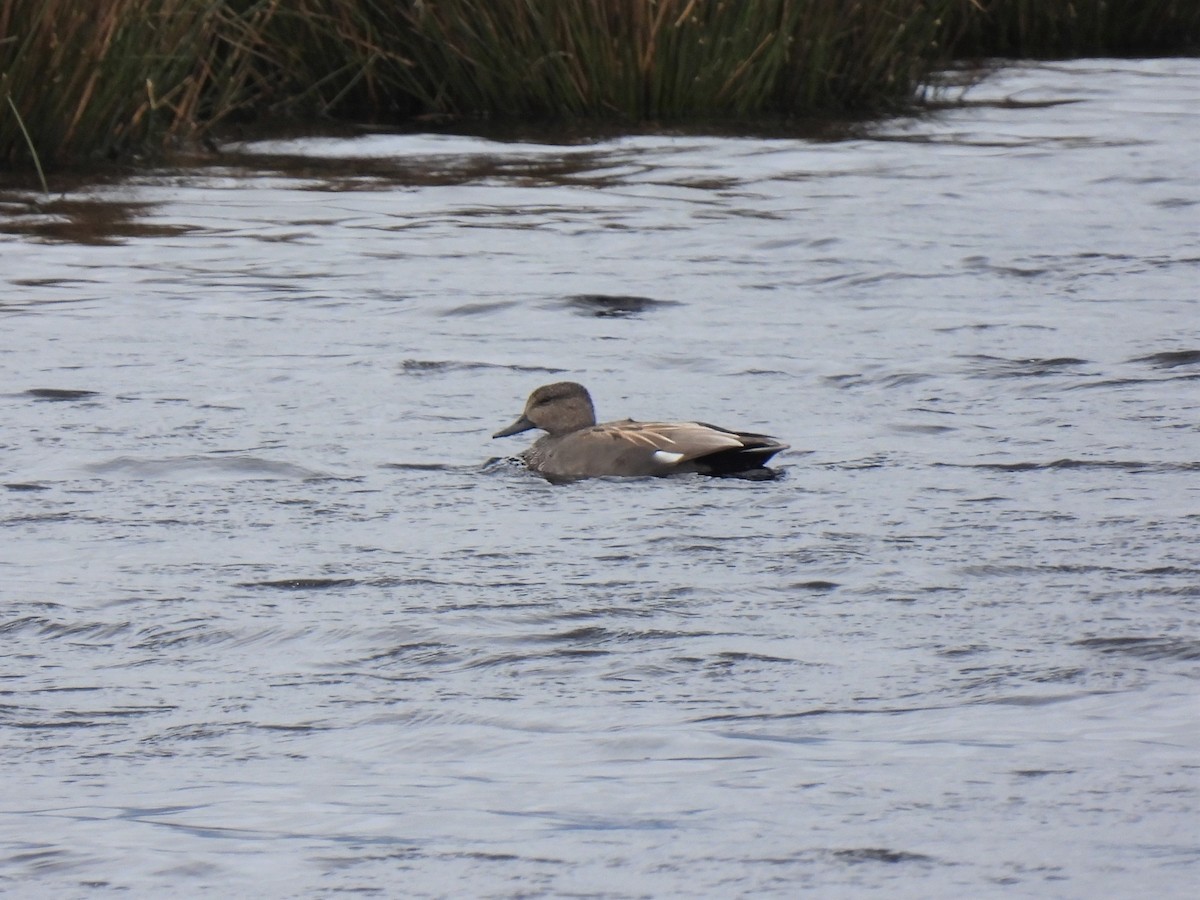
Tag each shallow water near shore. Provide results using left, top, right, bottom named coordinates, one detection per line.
left=2, top=59, right=1199, bottom=897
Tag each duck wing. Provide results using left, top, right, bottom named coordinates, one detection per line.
left=591, top=420, right=740, bottom=460
left=596, top=420, right=787, bottom=467
left=529, top=420, right=788, bottom=481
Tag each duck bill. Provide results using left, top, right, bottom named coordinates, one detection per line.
left=493, top=415, right=535, bottom=438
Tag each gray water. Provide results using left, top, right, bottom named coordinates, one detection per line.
left=2, top=58, right=1198, bottom=898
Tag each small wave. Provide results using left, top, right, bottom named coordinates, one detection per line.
left=1130, top=349, right=1200, bottom=369
left=25, top=388, right=100, bottom=401
left=32, top=620, right=134, bottom=642
left=130, top=622, right=238, bottom=650
left=557, top=294, right=682, bottom=318
left=790, top=580, right=840, bottom=592
left=1074, top=636, right=1200, bottom=662
left=399, top=359, right=563, bottom=376
left=440, top=300, right=521, bottom=316
left=382, top=462, right=459, bottom=472
left=238, top=578, right=360, bottom=591
left=889, top=423, right=956, bottom=435
left=350, top=642, right=459, bottom=668
left=0, top=615, right=55, bottom=636
left=957, top=355, right=1091, bottom=378
left=942, top=459, right=1200, bottom=474
left=833, top=847, right=936, bottom=865
left=711, top=651, right=795, bottom=665
left=85, top=455, right=325, bottom=480
left=822, top=371, right=932, bottom=389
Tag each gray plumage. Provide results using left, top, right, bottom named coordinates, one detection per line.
left=493, top=382, right=787, bottom=483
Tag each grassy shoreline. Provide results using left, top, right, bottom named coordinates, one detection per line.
left=2, top=0, right=1198, bottom=171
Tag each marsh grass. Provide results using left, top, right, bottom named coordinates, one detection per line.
left=945, top=0, right=1200, bottom=58
left=2, top=0, right=1198, bottom=170
left=1, top=0, right=269, bottom=169
left=4, top=0, right=192, bottom=166
left=383, top=0, right=951, bottom=120
left=5, top=92, right=47, bottom=191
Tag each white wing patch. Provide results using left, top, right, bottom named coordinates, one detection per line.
left=652, top=450, right=687, bottom=465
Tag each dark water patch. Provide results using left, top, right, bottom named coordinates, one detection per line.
left=883, top=372, right=926, bottom=388
left=1074, top=636, right=1200, bottom=662
left=130, top=623, right=237, bottom=651
left=962, top=254, right=1046, bottom=275
left=829, top=455, right=890, bottom=470
left=935, top=322, right=1056, bottom=335
left=823, top=373, right=861, bottom=387
left=890, top=422, right=956, bottom=435
left=1029, top=667, right=1087, bottom=684
left=733, top=368, right=793, bottom=376
left=959, top=355, right=1091, bottom=378
left=0, top=197, right=196, bottom=246
left=1013, top=769, right=1076, bottom=778
left=24, top=388, right=100, bottom=401
left=943, top=459, right=1200, bottom=474
left=354, top=642, right=459, bottom=667
left=833, top=847, right=936, bottom=865
left=441, top=300, right=522, bottom=317
left=399, top=359, right=563, bottom=376
left=363, top=576, right=542, bottom=594
left=466, top=648, right=611, bottom=670
left=955, top=96, right=1084, bottom=112
left=238, top=578, right=360, bottom=591
left=2, top=847, right=74, bottom=871
left=959, top=562, right=1121, bottom=578
left=2, top=511, right=73, bottom=525
left=218, top=145, right=627, bottom=190
left=558, top=294, right=682, bottom=318
left=981, top=693, right=1085, bottom=708
left=521, top=625, right=630, bottom=645
left=1065, top=376, right=1193, bottom=390
left=694, top=706, right=926, bottom=724
left=31, top=620, right=134, bottom=643
left=792, top=580, right=840, bottom=592
left=382, top=462, right=459, bottom=473
left=1154, top=197, right=1198, bottom=209
left=1131, top=349, right=1200, bottom=369
left=0, top=615, right=55, bottom=636
left=12, top=706, right=171, bottom=728
left=1144, top=584, right=1200, bottom=598
left=497, top=626, right=716, bottom=658
left=8, top=277, right=96, bottom=291
left=257, top=722, right=332, bottom=733
left=712, top=651, right=795, bottom=666
left=939, top=645, right=991, bottom=658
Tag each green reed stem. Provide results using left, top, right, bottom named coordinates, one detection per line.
left=6, top=93, right=49, bottom=194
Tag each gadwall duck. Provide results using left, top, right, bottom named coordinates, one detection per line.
left=493, top=382, right=788, bottom=483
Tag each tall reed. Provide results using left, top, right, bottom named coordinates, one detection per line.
left=4, top=0, right=180, bottom=165
left=944, top=0, right=1200, bottom=58
left=339, top=0, right=953, bottom=120
left=3, top=0, right=1199, bottom=171
left=0, top=0, right=267, bottom=168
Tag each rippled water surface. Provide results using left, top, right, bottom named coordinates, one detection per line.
left=2, top=60, right=1199, bottom=897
